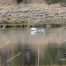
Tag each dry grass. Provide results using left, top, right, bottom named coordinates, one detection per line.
left=0, top=3, right=66, bottom=24
left=0, top=2, right=61, bottom=12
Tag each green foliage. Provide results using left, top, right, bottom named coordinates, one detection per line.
left=23, top=0, right=32, bottom=3
left=45, top=0, right=66, bottom=4
left=16, top=0, right=32, bottom=4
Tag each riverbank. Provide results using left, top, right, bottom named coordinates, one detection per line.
left=0, top=3, right=66, bottom=25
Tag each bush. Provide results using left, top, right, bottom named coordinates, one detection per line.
left=45, top=0, right=66, bottom=4
left=16, top=0, right=32, bottom=4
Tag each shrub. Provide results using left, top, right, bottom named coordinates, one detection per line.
left=44, top=0, right=66, bottom=4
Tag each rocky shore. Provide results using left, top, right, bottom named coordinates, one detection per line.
left=0, top=3, right=66, bottom=23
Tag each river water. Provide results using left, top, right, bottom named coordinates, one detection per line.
left=0, top=27, right=66, bottom=66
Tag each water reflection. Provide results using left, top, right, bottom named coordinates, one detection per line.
left=31, top=27, right=37, bottom=35
left=31, top=27, right=46, bottom=35
left=42, top=42, right=66, bottom=66
left=0, top=28, right=66, bottom=66
left=24, top=47, right=36, bottom=66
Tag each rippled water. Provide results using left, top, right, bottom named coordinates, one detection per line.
left=0, top=27, right=66, bottom=66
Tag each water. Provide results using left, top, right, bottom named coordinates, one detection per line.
left=0, top=27, right=66, bottom=66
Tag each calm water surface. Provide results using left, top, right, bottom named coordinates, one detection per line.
left=0, top=27, right=66, bottom=66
